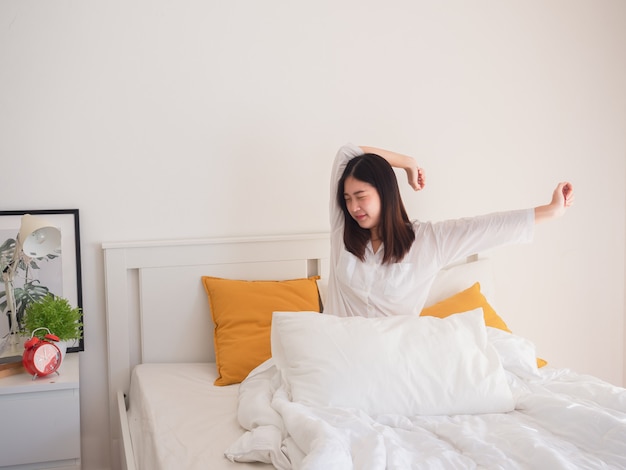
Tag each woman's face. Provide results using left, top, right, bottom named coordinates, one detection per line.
left=343, top=176, right=381, bottom=233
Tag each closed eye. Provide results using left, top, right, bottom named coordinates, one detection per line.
left=345, top=190, right=368, bottom=200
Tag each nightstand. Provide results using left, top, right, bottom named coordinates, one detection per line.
left=0, top=353, right=81, bottom=469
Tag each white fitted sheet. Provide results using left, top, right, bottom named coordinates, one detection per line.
left=127, top=362, right=271, bottom=470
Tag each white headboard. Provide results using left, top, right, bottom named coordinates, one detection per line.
left=102, top=233, right=330, bottom=462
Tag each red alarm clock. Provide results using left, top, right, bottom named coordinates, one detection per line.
left=23, top=327, right=62, bottom=379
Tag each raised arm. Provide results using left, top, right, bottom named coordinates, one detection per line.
left=359, top=146, right=426, bottom=191
left=534, top=182, right=574, bottom=223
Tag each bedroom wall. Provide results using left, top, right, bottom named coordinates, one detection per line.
left=1, top=1, right=625, bottom=469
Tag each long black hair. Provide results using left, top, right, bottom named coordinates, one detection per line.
left=337, top=153, right=415, bottom=264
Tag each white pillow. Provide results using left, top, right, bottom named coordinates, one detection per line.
left=425, top=258, right=496, bottom=307
left=486, top=327, right=540, bottom=379
left=271, top=309, right=514, bottom=416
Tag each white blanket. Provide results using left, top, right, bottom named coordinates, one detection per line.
left=226, top=331, right=626, bottom=469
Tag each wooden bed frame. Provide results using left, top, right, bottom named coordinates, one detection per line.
left=102, top=233, right=331, bottom=470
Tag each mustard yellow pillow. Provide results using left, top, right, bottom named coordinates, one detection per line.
left=202, top=276, right=321, bottom=386
left=420, top=282, right=511, bottom=332
left=420, top=282, right=547, bottom=368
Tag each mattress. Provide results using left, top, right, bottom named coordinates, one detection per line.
left=127, top=362, right=271, bottom=470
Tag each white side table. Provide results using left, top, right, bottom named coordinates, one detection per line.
left=0, top=353, right=81, bottom=469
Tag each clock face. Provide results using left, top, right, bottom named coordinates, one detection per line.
left=34, top=343, right=61, bottom=374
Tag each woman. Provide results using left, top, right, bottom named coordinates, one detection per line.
left=325, top=143, right=574, bottom=318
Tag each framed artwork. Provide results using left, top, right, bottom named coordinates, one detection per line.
left=0, top=209, right=84, bottom=353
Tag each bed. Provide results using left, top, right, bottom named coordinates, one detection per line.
left=103, top=233, right=626, bottom=470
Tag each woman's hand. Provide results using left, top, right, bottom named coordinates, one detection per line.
left=535, top=182, right=574, bottom=223
left=406, top=166, right=426, bottom=191
left=552, top=182, right=574, bottom=209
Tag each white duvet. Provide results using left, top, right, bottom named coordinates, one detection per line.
left=226, top=320, right=626, bottom=469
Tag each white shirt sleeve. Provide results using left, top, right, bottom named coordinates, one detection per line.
left=421, top=209, right=535, bottom=268
left=326, top=143, right=364, bottom=315
left=329, top=143, right=364, bottom=262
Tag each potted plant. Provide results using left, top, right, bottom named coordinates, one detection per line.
left=23, top=294, right=82, bottom=358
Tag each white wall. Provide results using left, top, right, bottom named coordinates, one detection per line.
left=1, top=1, right=625, bottom=469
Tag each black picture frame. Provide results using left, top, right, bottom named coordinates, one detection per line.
left=0, top=209, right=84, bottom=353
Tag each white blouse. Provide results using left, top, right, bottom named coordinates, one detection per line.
left=325, top=143, right=534, bottom=318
